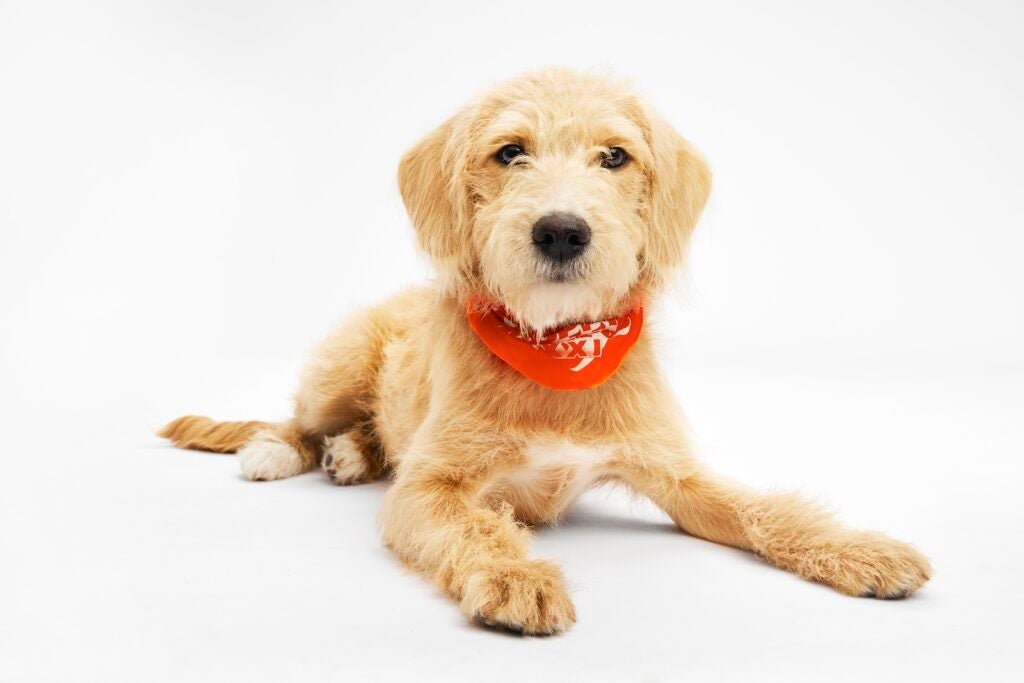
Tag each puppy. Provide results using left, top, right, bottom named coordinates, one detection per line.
left=160, top=69, right=931, bottom=635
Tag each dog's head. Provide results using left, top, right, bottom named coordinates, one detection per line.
left=398, top=69, right=710, bottom=332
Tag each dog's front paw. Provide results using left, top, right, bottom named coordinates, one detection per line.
left=461, top=560, right=576, bottom=636
left=815, top=531, right=932, bottom=599
left=238, top=434, right=305, bottom=481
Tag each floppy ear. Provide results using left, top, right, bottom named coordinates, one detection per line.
left=397, top=115, right=472, bottom=268
left=642, top=111, right=712, bottom=286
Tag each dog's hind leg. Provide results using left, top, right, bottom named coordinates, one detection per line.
left=236, top=305, right=396, bottom=483
left=160, top=303, right=396, bottom=482
left=236, top=420, right=321, bottom=481
left=320, top=421, right=386, bottom=485
left=292, top=304, right=406, bottom=484
left=293, top=306, right=394, bottom=437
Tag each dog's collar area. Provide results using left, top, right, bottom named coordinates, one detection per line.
left=465, top=298, right=643, bottom=391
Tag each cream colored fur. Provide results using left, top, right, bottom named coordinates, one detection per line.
left=237, top=432, right=305, bottom=482
left=159, top=69, right=930, bottom=635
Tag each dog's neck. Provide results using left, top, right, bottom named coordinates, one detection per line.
left=465, top=297, right=644, bottom=391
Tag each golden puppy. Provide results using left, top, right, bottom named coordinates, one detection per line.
left=160, top=69, right=931, bottom=635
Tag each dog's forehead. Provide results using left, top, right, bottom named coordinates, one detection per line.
left=482, top=96, right=645, bottom=152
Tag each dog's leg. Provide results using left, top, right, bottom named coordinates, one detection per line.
left=237, top=306, right=397, bottom=483
left=165, top=305, right=397, bottom=482
left=621, top=447, right=931, bottom=599
left=236, top=420, right=320, bottom=481
left=378, top=433, right=576, bottom=635
left=294, top=307, right=394, bottom=437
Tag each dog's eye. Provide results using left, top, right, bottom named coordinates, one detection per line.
left=601, top=147, right=629, bottom=169
left=496, top=144, right=526, bottom=166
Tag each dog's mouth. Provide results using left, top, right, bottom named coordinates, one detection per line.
left=493, top=276, right=638, bottom=335
left=537, top=260, right=585, bottom=284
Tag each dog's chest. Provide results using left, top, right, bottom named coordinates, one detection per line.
left=490, top=439, right=616, bottom=521
left=524, top=438, right=614, bottom=475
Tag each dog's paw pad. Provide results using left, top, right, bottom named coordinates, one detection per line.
left=321, top=434, right=371, bottom=485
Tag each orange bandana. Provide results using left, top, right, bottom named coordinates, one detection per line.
left=466, top=299, right=643, bottom=391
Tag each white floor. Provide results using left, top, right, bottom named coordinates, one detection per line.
left=3, top=357, right=1022, bottom=682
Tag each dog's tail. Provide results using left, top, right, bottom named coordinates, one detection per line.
left=157, top=415, right=272, bottom=453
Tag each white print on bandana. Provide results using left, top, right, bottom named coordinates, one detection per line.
left=499, top=314, right=634, bottom=373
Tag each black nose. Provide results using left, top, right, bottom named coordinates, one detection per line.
left=531, top=213, right=591, bottom=263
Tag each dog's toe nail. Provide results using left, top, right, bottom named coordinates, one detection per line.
left=860, top=590, right=876, bottom=598
left=474, top=614, right=520, bottom=634
left=495, top=622, right=525, bottom=635
left=324, top=454, right=333, bottom=467
left=884, top=590, right=909, bottom=600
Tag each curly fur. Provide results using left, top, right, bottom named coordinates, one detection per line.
left=159, top=69, right=930, bottom=635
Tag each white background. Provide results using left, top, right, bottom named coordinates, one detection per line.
left=2, top=1, right=1022, bottom=681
